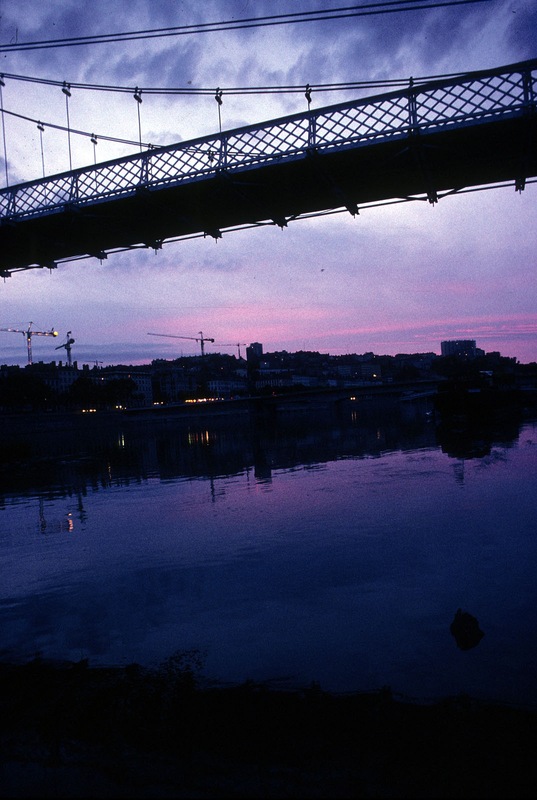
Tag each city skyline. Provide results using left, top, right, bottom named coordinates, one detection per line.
left=1, top=1, right=536, bottom=366
left=2, top=336, right=532, bottom=372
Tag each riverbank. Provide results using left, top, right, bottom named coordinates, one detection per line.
left=1, top=658, right=536, bottom=798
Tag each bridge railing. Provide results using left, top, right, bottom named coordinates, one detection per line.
left=1, top=59, right=535, bottom=222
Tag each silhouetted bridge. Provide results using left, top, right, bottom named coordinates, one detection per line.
left=125, top=381, right=440, bottom=420
left=1, top=58, right=536, bottom=276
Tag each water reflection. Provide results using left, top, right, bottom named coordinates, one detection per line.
left=0, top=400, right=528, bottom=505
left=436, top=415, right=522, bottom=460
left=38, top=498, right=74, bottom=534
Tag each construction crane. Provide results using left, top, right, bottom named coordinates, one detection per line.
left=217, top=342, right=248, bottom=359
left=0, top=321, right=58, bottom=364
left=148, top=330, right=215, bottom=357
left=55, top=331, right=75, bottom=366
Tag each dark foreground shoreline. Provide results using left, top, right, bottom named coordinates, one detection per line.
left=1, top=659, right=536, bottom=798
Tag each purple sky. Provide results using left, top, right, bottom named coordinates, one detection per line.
left=1, top=0, right=536, bottom=367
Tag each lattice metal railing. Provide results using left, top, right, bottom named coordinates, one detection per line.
left=0, top=59, right=535, bottom=222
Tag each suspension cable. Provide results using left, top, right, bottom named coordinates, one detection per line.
left=0, top=75, right=9, bottom=185
left=0, top=1, right=495, bottom=53
left=0, top=106, right=154, bottom=150
left=62, top=82, right=72, bottom=170
left=37, top=121, right=45, bottom=177
left=134, top=87, right=143, bottom=152
left=0, top=70, right=470, bottom=97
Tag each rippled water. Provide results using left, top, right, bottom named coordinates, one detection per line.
left=2, top=401, right=537, bottom=707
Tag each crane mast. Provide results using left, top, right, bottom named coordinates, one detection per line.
left=55, top=331, right=75, bottom=367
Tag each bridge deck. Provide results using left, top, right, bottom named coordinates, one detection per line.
left=1, top=59, right=536, bottom=275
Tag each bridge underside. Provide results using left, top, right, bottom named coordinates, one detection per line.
left=1, top=115, right=536, bottom=273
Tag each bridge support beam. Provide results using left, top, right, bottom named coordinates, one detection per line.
left=305, top=150, right=360, bottom=217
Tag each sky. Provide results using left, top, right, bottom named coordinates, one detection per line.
left=0, top=0, right=536, bottom=367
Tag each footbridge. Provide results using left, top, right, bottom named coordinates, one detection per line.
left=1, top=58, right=536, bottom=277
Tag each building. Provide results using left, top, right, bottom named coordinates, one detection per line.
left=246, top=342, right=263, bottom=362
left=441, top=340, right=478, bottom=359
left=97, top=366, right=153, bottom=407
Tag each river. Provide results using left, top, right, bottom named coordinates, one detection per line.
left=1, top=398, right=537, bottom=708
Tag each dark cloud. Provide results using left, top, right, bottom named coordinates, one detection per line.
left=3, top=1, right=532, bottom=91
